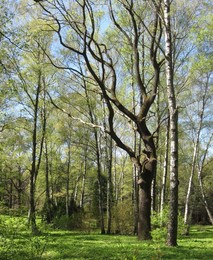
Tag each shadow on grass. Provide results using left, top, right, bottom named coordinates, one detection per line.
left=1, top=226, right=212, bottom=259
left=43, top=226, right=213, bottom=259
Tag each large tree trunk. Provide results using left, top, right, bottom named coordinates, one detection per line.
left=164, top=0, right=179, bottom=246
left=137, top=157, right=157, bottom=240
left=136, top=119, right=157, bottom=240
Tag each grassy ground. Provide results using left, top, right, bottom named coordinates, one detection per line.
left=0, top=216, right=212, bottom=259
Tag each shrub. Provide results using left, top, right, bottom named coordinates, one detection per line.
left=0, top=215, right=48, bottom=259
left=151, top=207, right=186, bottom=241
left=52, top=210, right=85, bottom=230
left=111, top=200, right=134, bottom=235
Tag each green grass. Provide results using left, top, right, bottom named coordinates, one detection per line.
left=0, top=215, right=212, bottom=259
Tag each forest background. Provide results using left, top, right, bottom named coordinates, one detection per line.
left=0, top=0, right=212, bottom=250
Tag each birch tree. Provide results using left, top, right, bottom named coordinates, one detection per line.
left=163, top=0, right=179, bottom=246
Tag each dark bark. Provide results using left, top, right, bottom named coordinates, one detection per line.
left=106, top=137, right=113, bottom=234
left=83, top=74, right=105, bottom=234
left=9, top=180, right=13, bottom=208
left=28, top=73, right=40, bottom=233
left=29, top=173, right=38, bottom=234
left=17, top=166, right=22, bottom=208
left=96, top=136, right=106, bottom=235
left=133, top=164, right=139, bottom=235
left=137, top=155, right=157, bottom=240
left=80, top=149, right=87, bottom=208
left=44, top=139, right=53, bottom=223
left=37, top=0, right=162, bottom=240
left=66, top=139, right=71, bottom=217
left=103, top=99, right=113, bottom=234
left=28, top=68, right=45, bottom=234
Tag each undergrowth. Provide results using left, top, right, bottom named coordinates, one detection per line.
left=0, top=214, right=212, bottom=259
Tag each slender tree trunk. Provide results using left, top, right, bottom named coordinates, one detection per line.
left=97, top=140, right=106, bottom=234
left=106, top=137, right=113, bottom=234
left=66, top=140, right=71, bottom=216
left=28, top=73, right=40, bottom=234
left=18, top=166, right=22, bottom=208
left=164, top=0, right=179, bottom=246
left=167, top=110, right=178, bottom=246
left=131, top=58, right=139, bottom=233
left=102, top=99, right=113, bottom=234
left=97, top=159, right=105, bottom=234
left=185, top=77, right=210, bottom=227
left=18, top=180, right=22, bottom=208
left=151, top=171, right=156, bottom=212
left=80, top=148, right=87, bottom=208
left=160, top=117, right=169, bottom=214
left=152, top=87, right=162, bottom=213
left=29, top=174, right=37, bottom=233
left=197, top=134, right=213, bottom=225
left=9, top=180, right=13, bottom=208
left=73, top=174, right=80, bottom=203
left=44, top=139, right=52, bottom=223
left=198, top=167, right=213, bottom=225
left=114, top=146, right=118, bottom=204
left=49, top=147, right=54, bottom=202
left=28, top=68, right=46, bottom=234
left=83, top=73, right=105, bottom=234
left=184, top=137, right=199, bottom=226
left=133, top=163, right=139, bottom=235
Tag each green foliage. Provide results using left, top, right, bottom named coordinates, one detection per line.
left=91, top=175, right=107, bottom=219
left=111, top=200, right=134, bottom=235
left=1, top=0, right=213, bottom=249
left=52, top=211, right=84, bottom=230
left=0, top=215, right=212, bottom=260
left=151, top=207, right=186, bottom=241
left=0, top=215, right=48, bottom=259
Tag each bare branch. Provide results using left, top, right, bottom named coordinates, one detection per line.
left=47, top=91, right=104, bottom=131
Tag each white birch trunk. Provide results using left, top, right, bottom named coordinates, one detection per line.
left=198, top=167, right=213, bottom=225
left=184, top=74, right=210, bottom=226
left=160, top=117, right=169, bottom=214
left=197, top=134, right=213, bottom=225
left=164, top=0, right=179, bottom=246
left=184, top=122, right=202, bottom=225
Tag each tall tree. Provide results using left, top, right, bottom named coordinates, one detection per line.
left=34, top=0, right=163, bottom=240
left=12, top=10, right=54, bottom=232
left=183, top=5, right=213, bottom=228
left=163, top=0, right=179, bottom=246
